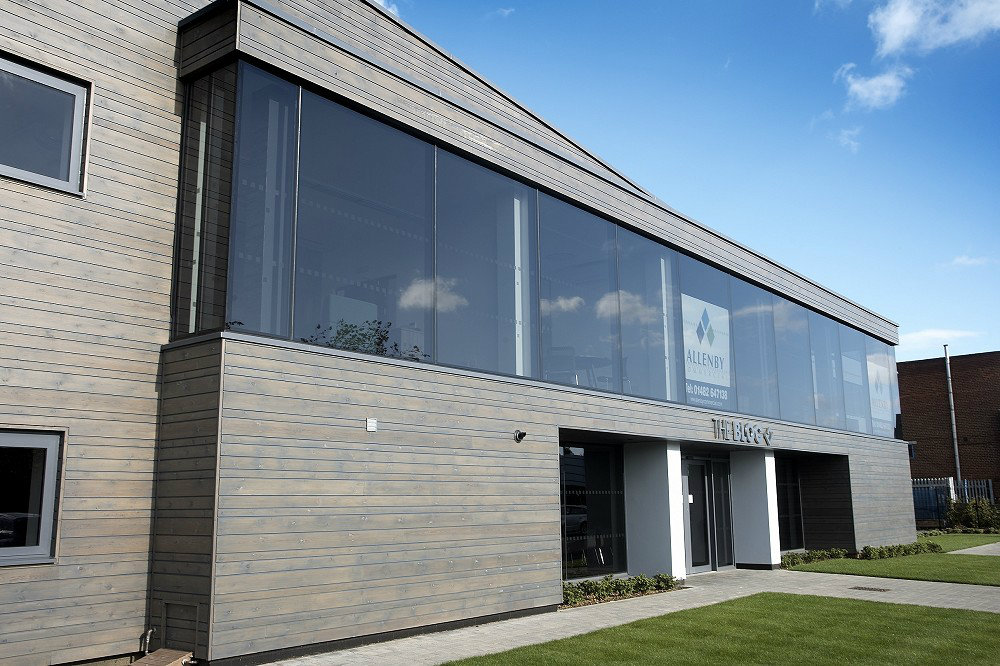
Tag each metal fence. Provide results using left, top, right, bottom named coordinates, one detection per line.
left=912, top=477, right=996, bottom=526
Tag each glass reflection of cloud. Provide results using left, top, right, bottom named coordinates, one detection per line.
left=540, top=296, right=584, bottom=315
left=595, top=290, right=659, bottom=324
left=398, top=277, right=469, bottom=312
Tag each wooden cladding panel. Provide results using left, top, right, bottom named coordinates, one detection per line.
left=0, top=0, right=196, bottom=660
left=150, top=342, right=223, bottom=660
left=206, top=336, right=913, bottom=658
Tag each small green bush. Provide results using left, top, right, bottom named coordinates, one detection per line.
left=855, top=540, right=942, bottom=560
left=781, top=547, right=849, bottom=568
left=782, top=541, right=941, bottom=567
left=561, top=572, right=678, bottom=607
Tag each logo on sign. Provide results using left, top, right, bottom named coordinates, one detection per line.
left=712, top=417, right=773, bottom=446
left=696, top=308, right=716, bottom=346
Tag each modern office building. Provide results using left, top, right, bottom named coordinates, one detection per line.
left=901, top=351, right=1000, bottom=489
left=0, top=1, right=914, bottom=664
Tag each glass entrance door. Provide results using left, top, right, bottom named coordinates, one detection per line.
left=683, top=459, right=734, bottom=573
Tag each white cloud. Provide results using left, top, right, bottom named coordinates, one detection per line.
left=898, top=327, right=982, bottom=351
left=837, top=126, right=863, bottom=152
left=835, top=63, right=913, bottom=110
left=372, top=0, right=400, bottom=18
left=948, top=254, right=995, bottom=266
left=594, top=291, right=659, bottom=324
left=487, top=7, right=515, bottom=19
left=398, top=278, right=468, bottom=312
left=869, top=0, right=1000, bottom=56
left=540, top=296, right=584, bottom=315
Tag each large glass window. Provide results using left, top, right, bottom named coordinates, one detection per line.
left=888, top=349, right=902, bottom=438
left=560, top=444, right=626, bottom=579
left=539, top=194, right=621, bottom=392
left=775, top=457, right=804, bottom=551
left=173, top=65, right=237, bottom=337
left=679, top=255, right=735, bottom=411
left=773, top=297, right=816, bottom=424
left=809, top=312, right=846, bottom=429
left=436, top=151, right=537, bottom=376
left=0, top=56, right=88, bottom=193
left=839, top=324, right=871, bottom=434
left=731, top=279, right=779, bottom=418
left=173, top=61, right=905, bottom=439
left=617, top=229, right=682, bottom=401
left=867, top=338, right=895, bottom=437
left=293, top=90, right=434, bottom=360
left=1, top=431, right=60, bottom=565
left=227, top=64, right=298, bottom=338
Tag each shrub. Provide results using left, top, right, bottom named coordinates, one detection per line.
left=561, top=572, right=678, bottom=607
left=782, top=541, right=941, bottom=567
left=855, top=540, right=942, bottom=560
left=780, top=547, right=849, bottom=568
left=946, top=498, right=1000, bottom=531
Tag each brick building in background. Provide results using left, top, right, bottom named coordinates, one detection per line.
left=900, top=351, right=1000, bottom=489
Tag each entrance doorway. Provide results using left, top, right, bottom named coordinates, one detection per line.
left=683, top=459, right=734, bottom=573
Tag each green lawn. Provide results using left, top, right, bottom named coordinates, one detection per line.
left=447, top=593, right=1000, bottom=665
left=791, top=533, right=1000, bottom=586
left=917, top=532, right=1000, bottom=552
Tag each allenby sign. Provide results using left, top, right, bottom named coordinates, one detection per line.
left=681, top=294, right=733, bottom=409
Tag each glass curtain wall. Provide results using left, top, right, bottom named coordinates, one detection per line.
left=839, top=324, right=872, bottom=434
left=538, top=194, right=621, bottom=392
left=866, top=338, right=895, bottom=438
left=730, top=279, right=779, bottom=418
left=617, top=228, right=682, bottom=401
left=436, top=151, right=538, bottom=376
left=809, top=312, right=846, bottom=429
left=678, top=255, right=736, bottom=411
left=226, top=65, right=298, bottom=338
left=174, top=60, right=906, bottom=437
left=172, top=64, right=236, bottom=337
left=773, top=297, right=816, bottom=425
left=293, top=90, right=434, bottom=360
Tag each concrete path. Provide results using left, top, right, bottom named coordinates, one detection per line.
left=949, top=541, right=1000, bottom=556
left=269, top=569, right=1000, bottom=666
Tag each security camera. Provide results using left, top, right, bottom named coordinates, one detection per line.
left=514, top=429, right=528, bottom=443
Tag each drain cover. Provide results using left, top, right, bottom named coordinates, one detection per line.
left=850, top=586, right=891, bottom=592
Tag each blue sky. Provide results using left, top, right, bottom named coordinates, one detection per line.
left=377, top=0, right=999, bottom=361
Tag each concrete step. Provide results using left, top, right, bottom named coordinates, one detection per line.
left=131, top=649, right=193, bottom=666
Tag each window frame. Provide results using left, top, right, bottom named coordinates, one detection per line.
left=0, top=430, right=62, bottom=566
left=0, top=55, right=89, bottom=195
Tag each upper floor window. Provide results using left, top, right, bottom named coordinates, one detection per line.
left=0, top=55, right=88, bottom=194
left=0, top=431, right=61, bottom=565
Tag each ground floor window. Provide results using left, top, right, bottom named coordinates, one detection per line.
left=0, top=431, right=61, bottom=564
left=560, top=443, right=626, bottom=579
left=776, top=457, right=804, bottom=550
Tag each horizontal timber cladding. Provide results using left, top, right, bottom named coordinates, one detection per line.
left=177, top=0, right=898, bottom=344
left=151, top=341, right=224, bottom=659
left=200, top=333, right=913, bottom=659
left=0, top=0, right=202, bottom=662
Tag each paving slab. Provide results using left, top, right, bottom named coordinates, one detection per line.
left=267, top=568, right=1000, bottom=666
left=948, top=541, right=1000, bottom=556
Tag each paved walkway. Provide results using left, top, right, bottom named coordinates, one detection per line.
left=950, top=541, right=1000, bottom=556
left=269, top=569, right=1000, bottom=666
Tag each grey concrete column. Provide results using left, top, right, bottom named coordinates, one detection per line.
left=623, top=442, right=687, bottom=578
left=730, top=449, right=781, bottom=568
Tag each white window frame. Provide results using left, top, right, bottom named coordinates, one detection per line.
left=0, top=431, right=61, bottom=565
left=0, top=55, right=88, bottom=194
